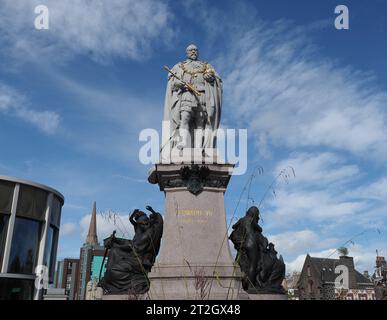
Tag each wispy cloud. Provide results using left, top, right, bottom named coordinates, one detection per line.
left=60, top=222, right=77, bottom=237
left=260, top=151, right=368, bottom=226
left=0, top=83, right=60, bottom=134
left=275, top=152, right=360, bottom=186
left=216, top=19, right=387, bottom=161
left=80, top=211, right=135, bottom=241
left=350, top=176, right=387, bottom=201
left=266, top=188, right=367, bottom=224
left=0, top=0, right=173, bottom=64
left=269, top=229, right=337, bottom=256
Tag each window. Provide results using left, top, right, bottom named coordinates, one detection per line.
left=307, top=266, right=311, bottom=276
left=16, top=185, right=47, bottom=221
left=43, top=226, right=59, bottom=283
left=346, top=293, right=354, bottom=300
left=308, top=280, right=313, bottom=293
left=49, top=196, right=62, bottom=228
left=0, top=181, right=14, bottom=214
left=0, top=278, right=34, bottom=300
left=0, top=214, right=9, bottom=268
left=8, top=217, right=41, bottom=274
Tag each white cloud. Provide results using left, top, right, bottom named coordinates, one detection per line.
left=286, top=254, right=308, bottom=274
left=0, top=83, right=60, bottom=134
left=351, top=176, right=387, bottom=201
left=265, top=189, right=367, bottom=225
left=60, top=222, right=77, bottom=236
left=268, top=229, right=337, bottom=256
left=80, top=211, right=135, bottom=243
left=275, top=152, right=360, bottom=186
left=219, top=20, right=387, bottom=161
left=0, top=0, right=173, bottom=64
left=259, top=151, right=372, bottom=230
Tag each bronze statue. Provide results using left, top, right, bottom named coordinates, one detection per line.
left=100, top=206, right=163, bottom=294
left=229, top=206, right=285, bottom=294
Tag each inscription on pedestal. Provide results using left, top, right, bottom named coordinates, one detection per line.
left=177, top=209, right=213, bottom=224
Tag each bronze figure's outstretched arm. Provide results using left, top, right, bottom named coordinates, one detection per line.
left=129, top=209, right=140, bottom=227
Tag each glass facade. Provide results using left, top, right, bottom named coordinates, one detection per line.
left=43, top=226, right=59, bottom=282
left=0, top=214, right=9, bottom=268
left=8, top=217, right=41, bottom=274
left=55, top=261, right=64, bottom=288
left=0, top=177, right=64, bottom=300
left=50, top=196, right=62, bottom=228
left=0, top=180, right=13, bottom=268
left=16, top=185, right=48, bottom=221
left=0, top=181, right=14, bottom=214
left=91, top=255, right=107, bottom=281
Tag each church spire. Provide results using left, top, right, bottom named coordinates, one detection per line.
left=85, top=201, right=98, bottom=246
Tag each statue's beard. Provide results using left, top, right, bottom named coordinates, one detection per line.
left=188, top=54, right=197, bottom=60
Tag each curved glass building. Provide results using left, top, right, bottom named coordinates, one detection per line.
left=0, top=176, right=64, bottom=300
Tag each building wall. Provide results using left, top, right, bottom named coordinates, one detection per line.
left=54, top=261, right=64, bottom=288
left=297, top=256, right=323, bottom=300
left=56, top=259, right=80, bottom=300
left=91, top=255, right=107, bottom=282
left=78, top=246, right=90, bottom=300
left=0, top=176, right=64, bottom=300
left=335, top=288, right=375, bottom=300
left=322, top=283, right=335, bottom=300
left=77, top=246, right=104, bottom=300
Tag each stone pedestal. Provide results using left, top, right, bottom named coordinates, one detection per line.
left=247, top=293, right=288, bottom=300
left=101, top=293, right=148, bottom=300
left=147, top=162, right=245, bottom=300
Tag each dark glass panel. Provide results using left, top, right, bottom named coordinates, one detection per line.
left=0, top=214, right=9, bottom=268
left=0, top=181, right=14, bottom=214
left=43, top=226, right=58, bottom=283
left=43, top=227, right=53, bottom=269
left=17, top=185, right=48, bottom=221
left=8, top=217, right=41, bottom=274
left=0, top=278, right=34, bottom=300
left=49, top=196, right=62, bottom=227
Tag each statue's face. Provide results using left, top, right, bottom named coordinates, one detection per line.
left=247, top=206, right=260, bottom=223
left=186, top=46, right=198, bottom=60
left=138, top=219, right=149, bottom=231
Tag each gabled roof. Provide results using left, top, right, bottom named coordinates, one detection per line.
left=354, top=270, right=373, bottom=285
left=301, top=255, right=373, bottom=289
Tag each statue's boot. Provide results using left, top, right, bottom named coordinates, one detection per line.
left=176, top=128, right=190, bottom=150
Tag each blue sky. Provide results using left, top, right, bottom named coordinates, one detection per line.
left=1, top=0, right=387, bottom=274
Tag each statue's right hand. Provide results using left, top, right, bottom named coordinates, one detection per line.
left=173, top=79, right=185, bottom=90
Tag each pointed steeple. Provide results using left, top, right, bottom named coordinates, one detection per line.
left=85, top=201, right=98, bottom=246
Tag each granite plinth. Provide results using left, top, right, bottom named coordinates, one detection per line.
left=148, top=162, right=245, bottom=300
left=247, top=293, right=288, bottom=300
